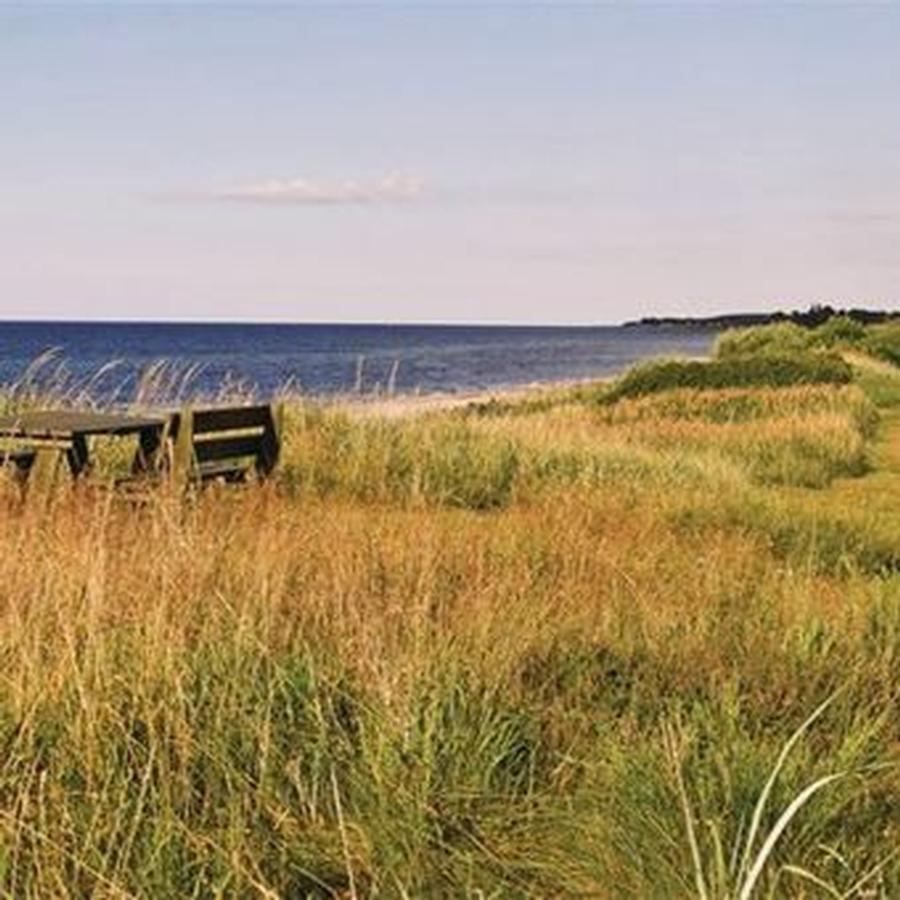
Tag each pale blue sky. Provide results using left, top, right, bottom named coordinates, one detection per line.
left=1, top=2, right=898, bottom=323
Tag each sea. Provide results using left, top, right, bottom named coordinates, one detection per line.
left=0, top=321, right=717, bottom=404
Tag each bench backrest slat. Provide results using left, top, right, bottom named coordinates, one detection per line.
left=194, top=434, right=266, bottom=464
left=192, top=405, right=273, bottom=434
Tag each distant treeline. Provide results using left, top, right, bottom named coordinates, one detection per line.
left=626, top=304, right=900, bottom=329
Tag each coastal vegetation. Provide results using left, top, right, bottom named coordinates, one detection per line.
left=627, top=302, right=900, bottom=330
left=1, top=323, right=899, bottom=896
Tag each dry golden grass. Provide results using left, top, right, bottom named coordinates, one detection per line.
left=0, top=370, right=898, bottom=896
left=467, top=385, right=873, bottom=489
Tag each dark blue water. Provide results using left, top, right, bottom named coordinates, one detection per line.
left=0, top=321, right=716, bottom=403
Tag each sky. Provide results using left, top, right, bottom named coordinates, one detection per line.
left=1, top=2, right=899, bottom=324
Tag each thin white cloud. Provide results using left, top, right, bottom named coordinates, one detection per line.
left=210, top=172, right=424, bottom=205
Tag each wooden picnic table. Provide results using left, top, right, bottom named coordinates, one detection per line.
left=0, top=410, right=167, bottom=481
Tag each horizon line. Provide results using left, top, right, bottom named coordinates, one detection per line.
left=0, top=315, right=630, bottom=328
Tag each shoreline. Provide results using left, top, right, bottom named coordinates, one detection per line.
left=316, top=375, right=605, bottom=419
left=314, top=353, right=709, bottom=418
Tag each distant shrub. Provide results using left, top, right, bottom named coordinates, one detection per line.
left=715, top=322, right=812, bottom=358
left=598, top=354, right=853, bottom=405
left=717, top=317, right=900, bottom=369
left=814, top=315, right=868, bottom=347
left=863, top=322, right=900, bottom=367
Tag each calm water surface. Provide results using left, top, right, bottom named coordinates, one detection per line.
left=0, top=321, right=716, bottom=402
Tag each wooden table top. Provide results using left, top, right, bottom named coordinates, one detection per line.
left=0, top=410, right=166, bottom=438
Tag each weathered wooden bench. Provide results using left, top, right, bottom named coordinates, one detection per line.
left=0, top=411, right=168, bottom=490
left=169, top=403, right=284, bottom=485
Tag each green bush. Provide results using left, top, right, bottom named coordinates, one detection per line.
left=717, top=317, right=900, bottom=369
left=814, top=315, right=868, bottom=347
left=598, top=354, right=853, bottom=405
left=715, top=322, right=812, bottom=358
left=863, top=322, right=900, bottom=367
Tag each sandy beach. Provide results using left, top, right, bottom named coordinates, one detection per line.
left=319, top=376, right=602, bottom=418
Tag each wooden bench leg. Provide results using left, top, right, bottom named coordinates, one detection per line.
left=66, top=434, right=90, bottom=478
left=132, top=425, right=164, bottom=476
left=255, top=401, right=284, bottom=478
left=29, top=447, right=68, bottom=498
left=172, top=408, right=194, bottom=490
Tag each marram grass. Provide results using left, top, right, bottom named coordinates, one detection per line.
left=1, top=351, right=899, bottom=897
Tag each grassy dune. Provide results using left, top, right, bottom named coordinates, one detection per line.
left=1, top=335, right=899, bottom=897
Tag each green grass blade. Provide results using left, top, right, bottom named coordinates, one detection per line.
left=736, top=691, right=838, bottom=887
left=738, top=772, right=847, bottom=900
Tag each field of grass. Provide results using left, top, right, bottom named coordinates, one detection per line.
left=1, top=334, right=899, bottom=897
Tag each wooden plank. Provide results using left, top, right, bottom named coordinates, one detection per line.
left=194, top=434, right=262, bottom=464
left=192, top=405, right=271, bottom=434
left=0, top=410, right=164, bottom=438
left=10, top=437, right=72, bottom=451
left=29, top=447, right=67, bottom=498
left=171, top=408, right=195, bottom=486
left=255, top=400, right=284, bottom=476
